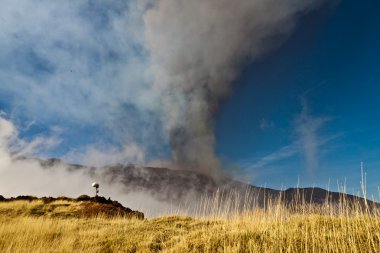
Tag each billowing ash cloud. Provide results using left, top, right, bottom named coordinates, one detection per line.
left=144, top=0, right=326, bottom=174
left=0, top=0, right=327, bottom=177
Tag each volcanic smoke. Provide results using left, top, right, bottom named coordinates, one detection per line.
left=144, top=0, right=326, bottom=175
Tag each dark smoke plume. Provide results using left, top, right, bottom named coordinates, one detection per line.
left=144, top=0, right=326, bottom=175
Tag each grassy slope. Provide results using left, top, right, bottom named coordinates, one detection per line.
left=0, top=200, right=380, bottom=252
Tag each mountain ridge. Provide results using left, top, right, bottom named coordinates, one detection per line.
left=23, top=157, right=378, bottom=211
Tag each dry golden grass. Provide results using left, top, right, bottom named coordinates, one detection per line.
left=0, top=196, right=380, bottom=253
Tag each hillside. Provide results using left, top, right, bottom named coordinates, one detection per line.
left=0, top=183, right=379, bottom=252
left=0, top=195, right=144, bottom=219
left=0, top=199, right=379, bottom=252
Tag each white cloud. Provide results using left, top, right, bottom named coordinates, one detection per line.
left=0, top=115, right=140, bottom=205
left=63, top=143, right=146, bottom=167
left=0, top=114, right=90, bottom=197
left=0, top=0, right=158, bottom=148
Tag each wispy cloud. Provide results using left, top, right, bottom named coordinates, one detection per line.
left=63, top=143, right=146, bottom=167
left=259, top=118, right=275, bottom=131
left=240, top=145, right=298, bottom=169
left=0, top=1, right=159, bottom=157
left=294, top=100, right=330, bottom=171
left=0, top=112, right=60, bottom=159
left=241, top=101, right=338, bottom=172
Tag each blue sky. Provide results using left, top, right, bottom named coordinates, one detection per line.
left=0, top=1, right=379, bottom=198
left=216, top=0, right=380, bottom=197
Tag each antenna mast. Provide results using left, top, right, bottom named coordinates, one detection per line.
left=92, top=182, right=100, bottom=197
